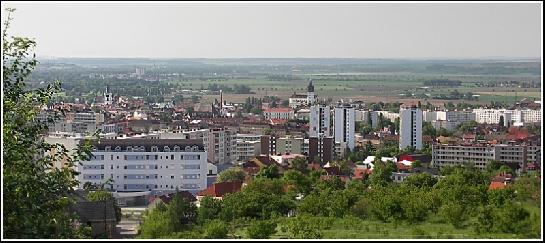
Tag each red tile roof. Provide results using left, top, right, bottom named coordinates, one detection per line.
left=197, top=181, right=243, bottom=198
left=489, top=181, right=506, bottom=190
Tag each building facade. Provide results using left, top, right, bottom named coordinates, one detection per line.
left=334, top=103, right=355, bottom=150
left=79, top=139, right=208, bottom=194
left=309, top=104, right=332, bottom=137
left=399, top=106, right=423, bottom=150
left=263, top=108, right=295, bottom=120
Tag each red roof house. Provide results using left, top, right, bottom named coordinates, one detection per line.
left=197, top=181, right=243, bottom=199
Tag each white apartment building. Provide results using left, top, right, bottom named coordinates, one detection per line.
left=473, top=109, right=513, bottom=125
left=79, top=139, right=208, bottom=194
left=425, top=110, right=476, bottom=131
left=159, top=128, right=237, bottom=164
left=399, top=106, right=422, bottom=150
left=334, top=103, right=355, bottom=150
left=310, top=104, right=332, bottom=137
left=432, top=142, right=539, bottom=173
left=263, top=108, right=295, bottom=120
left=235, top=134, right=262, bottom=162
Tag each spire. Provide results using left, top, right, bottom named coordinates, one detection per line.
left=307, top=79, right=314, bottom=92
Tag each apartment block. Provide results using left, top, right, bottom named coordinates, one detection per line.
left=79, top=139, right=208, bottom=194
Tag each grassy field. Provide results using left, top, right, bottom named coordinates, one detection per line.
left=229, top=213, right=540, bottom=239
left=169, top=72, right=541, bottom=106
left=227, top=201, right=541, bottom=239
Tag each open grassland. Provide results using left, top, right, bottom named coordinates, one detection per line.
left=172, top=73, right=540, bottom=105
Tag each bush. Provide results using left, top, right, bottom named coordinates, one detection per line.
left=246, top=221, right=277, bottom=239
left=204, top=220, right=229, bottom=239
left=284, top=216, right=323, bottom=239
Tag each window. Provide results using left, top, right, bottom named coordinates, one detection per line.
left=171, top=155, right=174, bottom=160
left=174, top=146, right=180, bottom=152
left=151, top=146, right=158, bottom=152
left=126, top=146, right=133, bottom=152
left=164, top=146, right=170, bottom=152
left=171, top=175, right=174, bottom=179
left=115, top=146, right=121, bottom=152
left=124, top=165, right=127, bottom=169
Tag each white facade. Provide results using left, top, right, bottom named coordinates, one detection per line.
left=309, top=105, right=332, bottom=137
left=79, top=139, right=208, bottom=194
left=104, top=86, right=113, bottom=105
left=473, top=109, right=516, bottom=125
left=334, top=104, right=355, bottom=150
left=399, top=106, right=423, bottom=150
left=235, top=134, right=262, bottom=162
left=263, top=108, right=295, bottom=120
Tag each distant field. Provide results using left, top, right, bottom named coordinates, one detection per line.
left=171, top=73, right=541, bottom=105
left=475, top=91, right=541, bottom=98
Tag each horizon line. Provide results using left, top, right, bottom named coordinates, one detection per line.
left=37, top=56, right=542, bottom=60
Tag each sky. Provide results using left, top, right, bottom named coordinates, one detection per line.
left=1, top=1, right=542, bottom=59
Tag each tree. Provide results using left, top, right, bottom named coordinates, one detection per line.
left=289, top=156, right=308, bottom=174
left=256, top=165, right=281, bottom=179
left=403, top=173, right=437, bottom=188
left=216, top=167, right=246, bottom=183
left=499, top=115, right=505, bottom=127
left=246, top=221, right=277, bottom=239
left=282, top=170, right=311, bottom=194
left=493, top=202, right=531, bottom=234
left=439, top=202, right=466, bottom=229
left=86, top=190, right=121, bottom=222
left=284, top=216, right=323, bottom=239
left=166, top=192, right=197, bottom=231
left=138, top=210, right=171, bottom=238
left=368, top=160, right=395, bottom=187
left=3, top=8, right=92, bottom=239
left=203, top=219, right=228, bottom=239
left=422, top=122, right=437, bottom=137
left=197, top=196, right=223, bottom=223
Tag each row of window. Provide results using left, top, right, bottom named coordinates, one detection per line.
left=100, top=145, right=201, bottom=152
left=91, top=154, right=202, bottom=161
left=82, top=164, right=201, bottom=170
left=83, top=174, right=201, bottom=180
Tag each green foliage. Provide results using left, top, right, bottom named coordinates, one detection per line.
left=246, top=220, right=277, bottom=239
left=256, top=165, right=281, bottom=179
left=139, top=210, right=171, bottom=238
left=289, top=156, right=309, bottom=174
left=282, top=170, right=312, bottom=194
left=511, top=174, right=541, bottom=202
left=166, top=193, right=198, bottom=231
left=220, top=178, right=295, bottom=221
left=284, top=216, right=324, bottom=239
left=216, top=167, right=246, bottom=183
left=403, top=173, right=437, bottom=188
left=203, top=220, right=228, bottom=239
left=492, top=202, right=530, bottom=234
left=197, top=196, right=223, bottom=223
left=86, top=190, right=121, bottom=222
left=2, top=8, right=92, bottom=239
left=368, top=160, right=395, bottom=187
left=422, top=122, right=437, bottom=137
left=439, top=202, right=466, bottom=229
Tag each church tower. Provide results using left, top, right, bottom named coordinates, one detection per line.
left=306, top=79, right=316, bottom=105
left=104, top=85, right=113, bottom=105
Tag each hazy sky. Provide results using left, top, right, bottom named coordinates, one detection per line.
left=2, top=1, right=542, bottom=58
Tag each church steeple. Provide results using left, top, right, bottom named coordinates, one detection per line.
left=307, top=79, right=314, bottom=92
